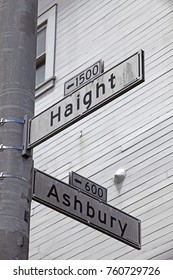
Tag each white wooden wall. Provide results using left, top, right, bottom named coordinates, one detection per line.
left=29, top=0, right=173, bottom=259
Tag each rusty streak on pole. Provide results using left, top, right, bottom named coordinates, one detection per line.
left=0, top=0, right=37, bottom=259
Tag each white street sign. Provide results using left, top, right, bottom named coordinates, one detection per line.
left=69, top=171, right=107, bottom=202
left=28, top=50, right=144, bottom=148
left=33, top=169, right=141, bottom=250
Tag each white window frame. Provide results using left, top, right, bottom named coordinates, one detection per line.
left=35, top=4, right=57, bottom=97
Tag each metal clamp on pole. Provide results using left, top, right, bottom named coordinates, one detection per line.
left=0, top=172, right=30, bottom=183
left=0, top=118, right=25, bottom=125
left=0, top=115, right=32, bottom=158
left=0, top=144, right=23, bottom=151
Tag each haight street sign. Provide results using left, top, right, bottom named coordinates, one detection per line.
left=69, top=171, right=107, bottom=202
left=32, top=169, right=141, bottom=250
left=28, top=50, right=144, bottom=149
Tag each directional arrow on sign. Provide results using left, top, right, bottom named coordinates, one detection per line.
left=74, top=178, right=82, bottom=185
left=66, top=83, right=74, bottom=90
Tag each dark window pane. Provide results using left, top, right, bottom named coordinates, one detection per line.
left=37, top=27, right=46, bottom=57
left=35, top=62, right=45, bottom=87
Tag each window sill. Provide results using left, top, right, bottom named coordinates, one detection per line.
left=35, top=76, right=56, bottom=98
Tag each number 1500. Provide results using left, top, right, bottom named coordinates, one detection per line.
left=75, top=63, right=101, bottom=87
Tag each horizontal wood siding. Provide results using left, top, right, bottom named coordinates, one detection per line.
left=29, top=0, right=173, bottom=259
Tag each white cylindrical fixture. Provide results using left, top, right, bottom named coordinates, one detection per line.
left=114, top=168, right=126, bottom=184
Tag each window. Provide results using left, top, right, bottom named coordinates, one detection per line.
left=36, top=24, right=46, bottom=87
left=36, top=5, right=57, bottom=97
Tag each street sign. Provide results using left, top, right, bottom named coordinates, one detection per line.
left=69, top=171, right=107, bottom=202
left=28, top=50, right=144, bottom=149
left=32, top=169, right=141, bottom=250
left=64, top=60, right=104, bottom=96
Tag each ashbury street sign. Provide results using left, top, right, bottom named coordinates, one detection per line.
left=33, top=169, right=141, bottom=250
left=28, top=50, right=144, bottom=148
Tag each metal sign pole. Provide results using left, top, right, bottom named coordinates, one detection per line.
left=0, top=0, right=37, bottom=260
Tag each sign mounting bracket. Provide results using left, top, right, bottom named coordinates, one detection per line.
left=22, top=114, right=32, bottom=158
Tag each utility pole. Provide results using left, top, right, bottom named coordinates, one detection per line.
left=0, top=0, right=37, bottom=259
